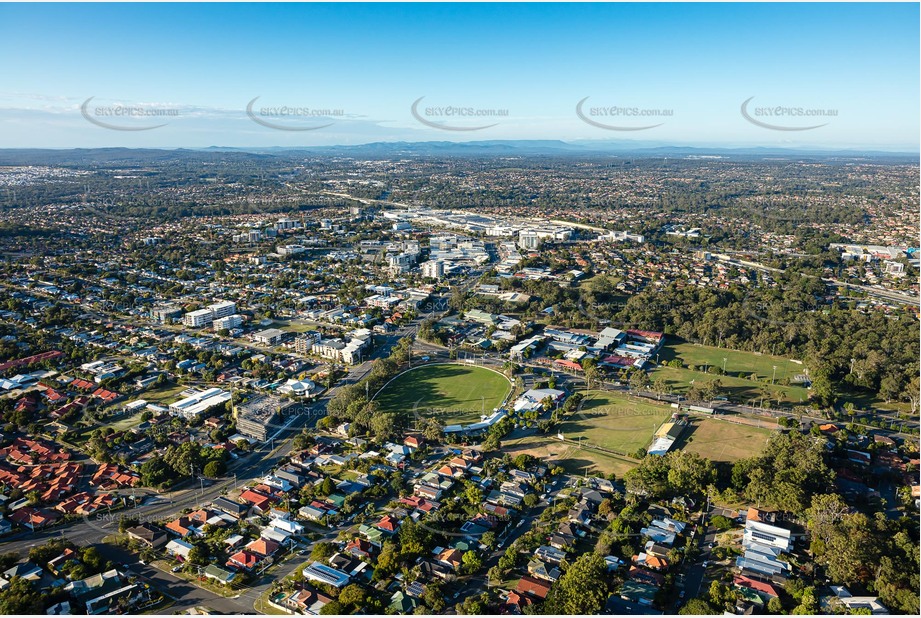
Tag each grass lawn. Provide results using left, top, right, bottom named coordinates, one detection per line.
left=659, top=341, right=806, bottom=382
left=374, top=363, right=511, bottom=424
left=676, top=416, right=777, bottom=462
left=106, top=411, right=145, bottom=431
left=139, top=383, right=188, bottom=405
left=651, top=365, right=809, bottom=405
left=503, top=432, right=638, bottom=478
left=270, top=318, right=321, bottom=334
left=556, top=390, right=673, bottom=455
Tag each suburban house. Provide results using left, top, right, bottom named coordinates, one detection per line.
left=165, top=539, right=194, bottom=561
left=125, top=523, right=168, bottom=549
left=516, top=575, right=551, bottom=600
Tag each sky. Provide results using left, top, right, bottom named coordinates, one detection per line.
left=0, top=2, right=918, bottom=151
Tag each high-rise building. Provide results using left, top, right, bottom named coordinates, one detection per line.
left=208, top=300, right=237, bottom=320
left=422, top=260, right=445, bottom=280
left=213, top=314, right=243, bottom=331
left=518, top=230, right=541, bottom=250
left=183, top=308, right=214, bottom=328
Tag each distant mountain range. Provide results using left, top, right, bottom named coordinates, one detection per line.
left=0, top=141, right=916, bottom=166
left=200, top=140, right=918, bottom=158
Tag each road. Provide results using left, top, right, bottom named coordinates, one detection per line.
left=712, top=253, right=919, bottom=308
left=96, top=543, right=258, bottom=614
left=449, top=476, right=569, bottom=604
left=0, top=338, right=393, bottom=558
left=680, top=520, right=716, bottom=609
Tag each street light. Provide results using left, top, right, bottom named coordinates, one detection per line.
left=772, top=365, right=777, bottom=385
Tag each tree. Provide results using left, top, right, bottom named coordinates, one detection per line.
left=598, top=498, right=613, bottom=518
left=651, top=376, right=669, bottom=398
left=28, top=539, right=74, bottom=567
left=629, top=370, right=650, bottom=391
left=461, top=550, right=482, bottom=575
left=544, top=552, right=609, bottom=614
left=679, top=598, right=718, bottom=615
left=822, top=512, right=880, bottom=585
left=465, top=483, right=483, bottom=506
left=397, top=520, right=431, bottom=558
left=459, top=595, right=484, bottom=615
left=666, top=451, right=717, bottom=495
left=583, top=362, right=601, bottom=389
left=370, top=411, right=399, bottom=441
left=139, top=456, right=172, bottom=487
left=310, top=542, right=337, bottom=562
left=187, top=545, right=208, bottom=565
left=423, top=582, right=446, bottom=612
left=735, top=431, right=834, bottom=514
left=338, top=583, right=366, bottom=608
left=805, top=493, right=849, bottom=547
left=203, top=459, right=224, bottom=477
left=421, top=417, right=443, bottom=442
left=0, top=577, right=43, bottom=614
left=767, top=597, right=784, bottom=613
left=319, top=477, right=336, bottom=497
left=319, top=600, right=344, bottom=615
left=810, top=367, right=836, bottom=407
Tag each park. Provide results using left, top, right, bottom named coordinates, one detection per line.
left=373, top=363, right=512, bottom=425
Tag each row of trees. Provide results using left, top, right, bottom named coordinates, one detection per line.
left=614, top=283, right=919, bottom=408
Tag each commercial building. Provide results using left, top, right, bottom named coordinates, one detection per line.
left=518, top=230, right=541, bottom=250
left=213, top=314, right=243, bottom=331
left=598, top=230, right=645, bottom=243
left=208, top=300, right=237, bottom=320
left=294, top=332, right=322, bottom=355
left=422, top=260, right=445, bottom=280
left=169, top=387, right=232, bottom=420
left=388, top=252, right=416, bottom=273
left=150, top=305, right=182, bottom=324
left=236, top=395, right=286, bottom=442
left=252, top=328, right=287, bottom=346
left=183, top=308, right=214, bottom=328
left=233, top=230, right=263, bottom=243
left=310, top=335, right=370, bottom=365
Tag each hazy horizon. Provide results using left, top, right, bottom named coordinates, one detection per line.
left=1, top=2, right=918, bottom=150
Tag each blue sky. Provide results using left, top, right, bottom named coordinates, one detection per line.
left=0, top=2, right=917, bottom=150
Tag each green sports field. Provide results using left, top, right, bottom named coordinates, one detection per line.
left=677, top=417, right=777, bottom=462
left=374, top=363, right=512, bottom=425
left=652, top=341, right=810, bottom=405
left=556, top=390, right=674, bottom=455
left=660, top=341, right=806, bottom=383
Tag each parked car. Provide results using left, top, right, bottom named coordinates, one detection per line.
left=171, top=565, right=183, bottom=573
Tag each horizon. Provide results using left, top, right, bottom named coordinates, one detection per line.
left=0, top=2, right=918, bottom=150
left=0, top=139, right=919, bottom=156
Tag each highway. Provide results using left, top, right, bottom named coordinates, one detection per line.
left=712, top=253, right=919, bottom=308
